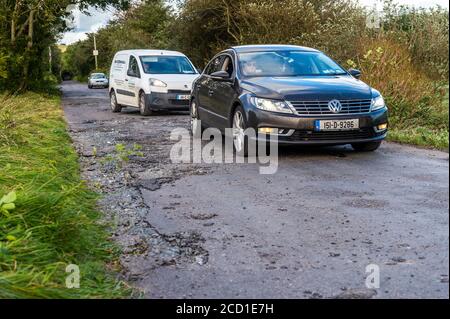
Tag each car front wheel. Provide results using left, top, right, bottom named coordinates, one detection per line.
left=189, top=99, right=203, bottom=137
left=232, top=106, right=249, bottom=157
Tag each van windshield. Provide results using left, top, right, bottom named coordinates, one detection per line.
left=238, top=51, right=347, bottom=77
left=139, top=56, right=196, bottom=74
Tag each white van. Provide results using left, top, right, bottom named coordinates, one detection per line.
left=109, top=50, right=199, bottom=115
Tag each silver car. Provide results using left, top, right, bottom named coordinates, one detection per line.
left=88, top=73, right=109, bottom=89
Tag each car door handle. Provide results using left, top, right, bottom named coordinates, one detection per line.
left=125, top=79, right=128, bottom=82
left=208, top=89, right=214, bottom=96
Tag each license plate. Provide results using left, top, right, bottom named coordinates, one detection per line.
left=176, top=94, right=190, bottom=100
left=315, top=119, right=359, bottom=131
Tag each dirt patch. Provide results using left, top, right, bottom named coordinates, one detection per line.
left=343, top=198, right=388, bottom=209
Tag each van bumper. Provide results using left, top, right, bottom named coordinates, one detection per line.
left=146, top=91, right=190, bottom=111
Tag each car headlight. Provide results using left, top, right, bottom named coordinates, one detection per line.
left=371, top=95, right=385, bottom=111
left=149, top=79, right=167, bottom=87
left=250, top=97, right=294, bottom=114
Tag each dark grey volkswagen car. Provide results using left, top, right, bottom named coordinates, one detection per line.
left=190, top=45, right=388, bottom=154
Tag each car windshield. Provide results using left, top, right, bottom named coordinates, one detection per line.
left=238, top=51, right=347, bottom=77
left=91, top=73, right=106, bottom=79
left=139, top=56, right=196, bottom=74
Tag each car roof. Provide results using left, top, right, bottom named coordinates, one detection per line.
left=115, top=49, right=186, bottom=57
left=231, top=44, right=320, bottom=53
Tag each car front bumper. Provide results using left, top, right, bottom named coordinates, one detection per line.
left=145, top=91, right=191, bottom=111
left=90, top=82, right=109, bottom=87
left=245, top=107, right=388, bottom=145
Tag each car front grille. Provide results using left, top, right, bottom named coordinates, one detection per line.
left=169, top=99, right=190, bottom=106
left=286, top=128, right=375, bottom=141
left=168, top=90, right=191, bottom=94
left=289, top=99, right=372, bottom=115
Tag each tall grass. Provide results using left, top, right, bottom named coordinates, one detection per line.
left=348, top=36, right=449, bottom=150
left=0, top=93, right=130, bottom=298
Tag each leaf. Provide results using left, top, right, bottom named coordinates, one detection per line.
left=0, top=191, right=16, bottom=204
left=1, top=209, right=10, bottom=217
left=115, top=143, right=125, bottom=152
left=0, top=243, right=9, bottom=257
left=6, top=235, right=16, bottom=242
left=2, top=203, right=15, bottom=211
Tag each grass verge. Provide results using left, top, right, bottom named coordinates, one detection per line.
left=386, top=85, right=449, bottom=151
left=0, top=92, right=130, bottom=298
left=387, top=127, right=449, bottom=150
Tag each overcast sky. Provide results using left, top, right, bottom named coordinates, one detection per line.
left=60, top=0, right=450, bottom=45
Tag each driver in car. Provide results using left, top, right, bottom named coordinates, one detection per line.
left=242, top=60, right=258, bottom=75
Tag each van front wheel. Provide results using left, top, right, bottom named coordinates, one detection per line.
left=139, top=92, right=153, bottom=116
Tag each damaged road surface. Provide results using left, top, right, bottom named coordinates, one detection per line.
left=62, top=81, right=449, bottom=299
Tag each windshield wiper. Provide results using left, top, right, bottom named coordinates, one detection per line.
left=327, top=71, right=348, bottom=75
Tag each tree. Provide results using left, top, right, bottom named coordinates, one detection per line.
left=0, top=0, right=129, bottom=91
left=169, top=0, right=366, bottom=68
left=63, top=0, right=172, bottom=79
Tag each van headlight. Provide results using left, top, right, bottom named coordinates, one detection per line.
left=149, top=78, right=167, bottom=87
left=250, top=97, right=294, bottom=114
left=371, top=95, right=385, bottom=111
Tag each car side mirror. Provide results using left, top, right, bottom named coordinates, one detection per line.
left=348, top=68, right=361, bottom=79
left=211, top=70, right=231, bottom=80
left=127, top=69, right=135, bottom=77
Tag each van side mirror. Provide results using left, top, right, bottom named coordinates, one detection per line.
left=127, top=69, right=136, bottom=77
left=348, top=68, right=361, bottom=79
left=211, top=70, right=231, bottom=80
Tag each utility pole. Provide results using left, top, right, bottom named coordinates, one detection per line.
left=93, top=34, right=98, bottom=70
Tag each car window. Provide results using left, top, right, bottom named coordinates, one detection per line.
left=91, top=74, right=106, bottom=79
left=128, top=55, right=140, bottom=77
left=139, top=56, right=196, bottom=74
left=205, top=55, right=225, bottom=75
left=221, top=56, right=234, bottom=77
left=238, top=51, right=347, bottom=77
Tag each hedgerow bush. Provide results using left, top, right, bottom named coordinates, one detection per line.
left=348, top=36, right=448, bottom=131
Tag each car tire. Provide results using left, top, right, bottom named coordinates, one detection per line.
left=88, top=84, right=92, bottom=89
left=139, top=92, right=153, bottom=116
left=189, top=99, right=203, bottom=137
left=110, top=91, right=122, bottom=113
left=351, top=141, right=382, bottom=152
left=232, top=105, right=250, bottom=157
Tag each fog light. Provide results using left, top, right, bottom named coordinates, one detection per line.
left=377, top=123, right=388, bottom=130
left=258, top=127, right=277, bottom=134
